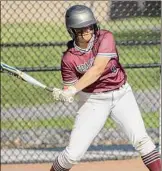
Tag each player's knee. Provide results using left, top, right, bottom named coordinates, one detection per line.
left=133, top=134, right=156, bottom=156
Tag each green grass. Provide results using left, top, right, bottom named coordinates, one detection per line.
left=1, top=46, right=66, bottom=67
left=1, top=16, right=160, bottom=43
left=1, top=112, right=159, bottom=131
left=126, top=68, right=160, bottom=91
left=1, top=71, right=62, bottom=108
left=101, top=16, right=160, bottom=41
left=118, top=45, right=160, bottom=64
left=1, top=22, right=69, bottom=43
left=101, top=16, right=160, bottom=30
left=1, top=45, right=160, bottom=67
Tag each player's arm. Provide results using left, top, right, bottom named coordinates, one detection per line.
left=52, top=55, right=78, bottom=102
left=61, top=56, right=78, bottom=89
left=74, top=57, right=109, bottom=91
left=73, top=32, right=117, bottom=92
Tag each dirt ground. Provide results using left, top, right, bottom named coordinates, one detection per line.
left=1, top=158, right=148, bottom=171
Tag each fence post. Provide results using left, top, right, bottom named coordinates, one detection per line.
left=159, top=80, right=161, bottom=154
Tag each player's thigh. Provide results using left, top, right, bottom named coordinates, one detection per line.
left=111, top=88, right=147, bottom=140
left=67, top=99, right=111, bottom=160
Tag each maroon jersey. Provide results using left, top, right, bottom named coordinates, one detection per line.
left=61, top=30, right=127, bottom=93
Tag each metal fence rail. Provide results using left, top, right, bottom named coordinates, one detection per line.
left=1, top=1, right=161, bottom=164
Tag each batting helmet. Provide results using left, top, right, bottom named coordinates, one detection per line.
left=65, top=5, right=98, bottom=38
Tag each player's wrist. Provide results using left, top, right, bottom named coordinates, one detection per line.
left=68, top=85, right=79, bottom=95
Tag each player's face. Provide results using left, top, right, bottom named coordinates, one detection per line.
left=74, top=25, right=94, bottom=43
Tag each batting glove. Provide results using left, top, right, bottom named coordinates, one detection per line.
left=52, top=86, right=78, bottom=103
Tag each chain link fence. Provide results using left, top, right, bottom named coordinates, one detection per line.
left=1, top=1, right=161, bottom=164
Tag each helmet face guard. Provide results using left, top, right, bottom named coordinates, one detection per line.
left=65, top=5, right=98, bottom=39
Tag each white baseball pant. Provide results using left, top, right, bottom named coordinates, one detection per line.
left=56, top=82, right=156, bottom=169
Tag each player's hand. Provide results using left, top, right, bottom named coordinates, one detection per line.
left=52, top=86, right=77, bottom=103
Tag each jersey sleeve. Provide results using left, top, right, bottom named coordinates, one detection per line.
left=61, top=55, right=78, bottom=86
left=96, top=32, right=117, bottom=59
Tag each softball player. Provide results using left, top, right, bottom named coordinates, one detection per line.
left=50, top=5, right=161, bottom=171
